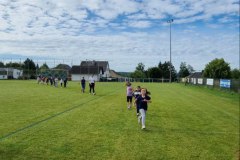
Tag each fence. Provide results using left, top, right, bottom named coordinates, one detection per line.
left=181, top=78, right=240, bottom=93
left=100, top=77, right=170, bottom=83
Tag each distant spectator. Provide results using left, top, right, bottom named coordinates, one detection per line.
left=81, top=77, right=86, bottom=93
left=55, top=77, right=58, bottom=87
left=64, top=77, right=67, bottom=88
left=37, top=76, right=41, bottom=84
left=60, top=78, right=63, bottom=87
left=89, top=75, right=95, bottom=95
left=50, top=77, right=53, bottom=86
left=185, top=77, right=188, bottom=86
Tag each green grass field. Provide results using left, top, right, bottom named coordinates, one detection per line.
left=0, top=80, right=239, bottom=160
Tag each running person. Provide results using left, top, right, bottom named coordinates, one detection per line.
left=126, top=81, right=133, bottom=109
left=136, top=88, right=151, bottom=129
left=133, top=86, right=141, bottom=116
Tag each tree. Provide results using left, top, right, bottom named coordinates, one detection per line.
left=147, top=67, right=161, bottom=78
left=54, top=64, right=71, bottom=70
left=131, top=62, right=146, bottom=78
left=203, top=58, right=231, bottom=78
left=178, top=62, right=190, bottom=78
left=130, top=70, right=146, bottom=78
left=23, top=58, right=36, bottom=79
left=158, top=61, right=177, bottom=81
left=5, top=62, right=23, bottom=69
left=136, top=62, right=145, bottom=72
left=0, top=62, right=4, bottom=67
left=187, top=64, right=194, bottom=74
left=231, top=68, right=240, bottom=79
left=39, top=63, right=49, bottom=71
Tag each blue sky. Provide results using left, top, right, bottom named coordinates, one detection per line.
left=0, top=0, right=239, bottom=71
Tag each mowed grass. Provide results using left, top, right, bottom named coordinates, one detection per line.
left=0, top=80, right=239, bottom=160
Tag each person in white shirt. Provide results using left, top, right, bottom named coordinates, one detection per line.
left=55, top=77, right=58, bottom=87
left=60, top=78, right=63, bottom=87
left=89, top=75, right=95, bottom=95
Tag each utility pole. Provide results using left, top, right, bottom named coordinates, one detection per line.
left=167, top=19, right=173, bottom=83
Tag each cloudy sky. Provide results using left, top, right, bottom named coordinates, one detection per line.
left=0, top=0, right=239, bottom=71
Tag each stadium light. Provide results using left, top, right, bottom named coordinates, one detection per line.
left=167, top=19, right=173, bottom=83
left=86, top=59, right=89, bottom=78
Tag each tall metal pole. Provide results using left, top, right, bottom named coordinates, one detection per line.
left=28, top=60, right=30, bottom=79
left=86, top=59, right=89, bottom=80
left=167, top=19, right=173, bottom=83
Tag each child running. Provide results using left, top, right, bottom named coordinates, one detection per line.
left=126, top=81, right=133, bottom=109
left=133, top=86, right=141, bottom=116
left=136, top=88, right=151, bottom=129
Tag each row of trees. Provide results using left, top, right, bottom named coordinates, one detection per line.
left=0, top=58, right=68, bottom=79
left=1, top=57, right=239, bottom=80
left=130, top=62, right=179, bottom=81
left=0, top=58, right=38, bottom=79
left=130, top=58, right=240, bottom=80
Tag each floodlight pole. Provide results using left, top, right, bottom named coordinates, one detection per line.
left=167, top=19, right=173, bottom=83
left=28, top=61, right=30, bottom=79
left=86, top=59, right=89, bottom=79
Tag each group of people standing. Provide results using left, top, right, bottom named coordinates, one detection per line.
left=126, top=82, right=151, bottom=130
left=37, top=76, right=68, bottom=88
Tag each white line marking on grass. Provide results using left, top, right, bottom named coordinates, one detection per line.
left=0, top=89, right=121, bottom=141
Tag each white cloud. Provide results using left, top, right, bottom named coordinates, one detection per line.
left=0, top=16, right=9, bottom=30
left=218, top=16, right=236, bottom=23
left=0, top=30, right=238, bottom=71
left=174, top=14, right=212, bottom=24
left=142, top=0, right=181, bottom=19
left=128, top=21, right=152, bottom=28
left=0, top=0, right=238, bottom=71
left=127, top=13, right=148, bottom=20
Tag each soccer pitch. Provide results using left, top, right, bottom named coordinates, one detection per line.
left=0, top=80, right=239, bottom=160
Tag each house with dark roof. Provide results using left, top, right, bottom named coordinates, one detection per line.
left=187, top=72, right=203, bottom=79
left=71, top=61, right=110, bottom=81
left=186, top=72, right=203, bottom=84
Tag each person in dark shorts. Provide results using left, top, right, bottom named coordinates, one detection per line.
left=63, top=77, right=67, bottom=88
left=81, top=77, right=86, bottom=93
left=126, top=81, right=133, bottom=109
left=133, top=86, right=141, bottom=116
left=136, top=88, right=151, bottom=129
left=89, top=75, right=95, bottom=95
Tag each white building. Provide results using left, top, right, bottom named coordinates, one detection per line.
left=0, top=68, right=23, bottom=79
left=71, top=61, right=110, bottom=81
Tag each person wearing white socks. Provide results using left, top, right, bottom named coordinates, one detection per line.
left=136, top=88, right=151, bottom=129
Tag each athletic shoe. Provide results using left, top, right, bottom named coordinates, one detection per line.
left=142, top=126, right=146, bottom=129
